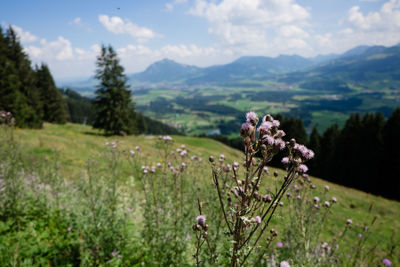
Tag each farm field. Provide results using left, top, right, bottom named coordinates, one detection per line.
left=132, top=80, right=400, bottom=137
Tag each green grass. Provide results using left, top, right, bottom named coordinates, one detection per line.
left=13, top=123, right=400, bottom=264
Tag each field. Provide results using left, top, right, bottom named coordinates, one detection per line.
left=131, top=80, right=400, bottom=137
left=2, top=122, right=398, bottom=265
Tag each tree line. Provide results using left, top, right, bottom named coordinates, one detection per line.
left=0, top=26, right=66, bottom=128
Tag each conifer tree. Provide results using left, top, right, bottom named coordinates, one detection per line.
left=35, top=63, right=67, bottom=123
left=383, top=108, right=400, bottom=199
left=0, top=26, right=42, bottom=128
left=93, top=45, right=136, bottom=135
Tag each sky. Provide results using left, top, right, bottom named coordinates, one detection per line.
left=1, top=0, right=400, bottom=82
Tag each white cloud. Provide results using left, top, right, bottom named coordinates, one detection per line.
left=98, top=14, right=157, bottom=42
left=348, top=0, right=400, bottom=30
left=188, top=0, right=311, bottom=56
left=72, top=17, right=81, bottom=25
left=10, top=25, right=38, bottom=43
left=165, top=0, right=188, bottom=11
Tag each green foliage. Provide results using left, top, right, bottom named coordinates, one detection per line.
left=93, top=45, right=136, bottom=135
left=35, top=64, right=67, bottom=124
left=61, top=88, right=95, bottom=125
left=0, top=26, right=68, bottom=128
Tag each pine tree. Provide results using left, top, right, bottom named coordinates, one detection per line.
left=93, top=45, right=136, bottom=135
left=3, top=26, right=42, bottom=128
left=308, top=127, right=321, bottom=175
left=383, top=108, right=400, bottom=200
left=35, top=63, right=67, bottom=123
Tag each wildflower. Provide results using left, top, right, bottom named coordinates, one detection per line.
left=279, top=201, right=284, bottom=206
left=298, top=164, right=308, bottom=174
left=112, top=250, right=120, bottom=257
left=274, top=139, right=286, bottom=150
left=258, top=121, right=273, bottom=135
left=346, top=219, right=352, bottom=225
left=276, top=129, right=286, bottom=138
left=181, top=144, right=185, bottom=149
left=313, top=196, right=320, bottom=203
left=156, top=162, right=161, bottom=167
left=163, top=135, right=173, bottom=142
left=246, top=111, right=258, bottom=126
left=209, top=156, right=215, bottom=162
left=324, top=201, right=330, bottom=208
left=286, top=192, right=291, bottom=198
left=277, top=242, right=283, bottom=248
left=263, top=166, right=269, bottom=174
left=135, top=146, right=140, bottom=151
left=263, top=194, right=272, bottom=203
left=272, top=119, right=280, bottom=127
left=358, top=233, right=363, bottom=238
left=314, top=204, right=320, bottom=209
left=321, top=242, right=328, bottom=249
left=129, top=149, right=135, bottom=156
left=296, top=195, right=301, bottom=200
left=382, top=258, right=392, bottom=266
left=263, top=135, right=275, bottom=146
left=196, top=215, right=206, bottom=226
left=233, top=161, right=239, bottom=168
left=255, top=216, right=261, bottom=224
left=281, top=157, right=289, bottom=165
left=325, top=185, right=330, bottom=191
left=105, top=141, right=109, bottom=146
left=280, top=261, right=290, bottom=267
left=240, top=122, right=253, bottom=138
left=285, top=243, right=290, bottom=248
left=67, top=225, right=73, bottom=232
left=331, top=196, right=337, bottom=203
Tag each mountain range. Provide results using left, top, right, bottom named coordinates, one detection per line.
left=62, top=43, right=400, bottom=90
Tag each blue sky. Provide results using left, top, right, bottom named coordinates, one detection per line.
left=2, top=0, right=400, bottom=81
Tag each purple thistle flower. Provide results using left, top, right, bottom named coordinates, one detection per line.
left=130, top=150, right=135, bottom=156
left=331, top=197, right=337, bottom=203
left=263, top=135, right=275, bottom=146
left=281, top=157, right=289, bottom=165
left=111, top=250, right=120, bottom=257
left=346, top=219, right=352, bottom=225
left=277, top=242, right=283, bottom=248
left=258, top=121, right=273, bottom=135
left=298, top=164, right=308, bottom=174
left=274, top=139, right=286, bottom=150
left=246, top=111, right=258, bottom=126
left=296, top=195, right=301, bottom=200
left=313, top=196, right=320, bottom=203
left=255, top=216, right=261, bottom=224
left=324, top=201, right=330, bottom=208
left=240, top=122, right=253, bottom=138
left=382, top=258, right=392, bottom=266
left=358, top=233, right=363, bottom=238
left=272, top=119, right=280, bottom=127
left=196, top=215, right=206, bottom=226
left=325, top=185, right=330, bottom=191
left=280, top=261, right=290, bottom=267
left=263, top=166, right=269, bottom=174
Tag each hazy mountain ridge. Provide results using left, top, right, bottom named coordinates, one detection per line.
left=61, top=44, right=400, bottom=90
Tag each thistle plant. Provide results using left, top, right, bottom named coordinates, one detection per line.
left=197, top=112, right=315, bottom=266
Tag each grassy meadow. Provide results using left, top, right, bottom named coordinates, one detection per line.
left=2, top=122, right=398, bottom=265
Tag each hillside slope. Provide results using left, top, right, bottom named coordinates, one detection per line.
left=14, top=123, right=400, bottom=250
